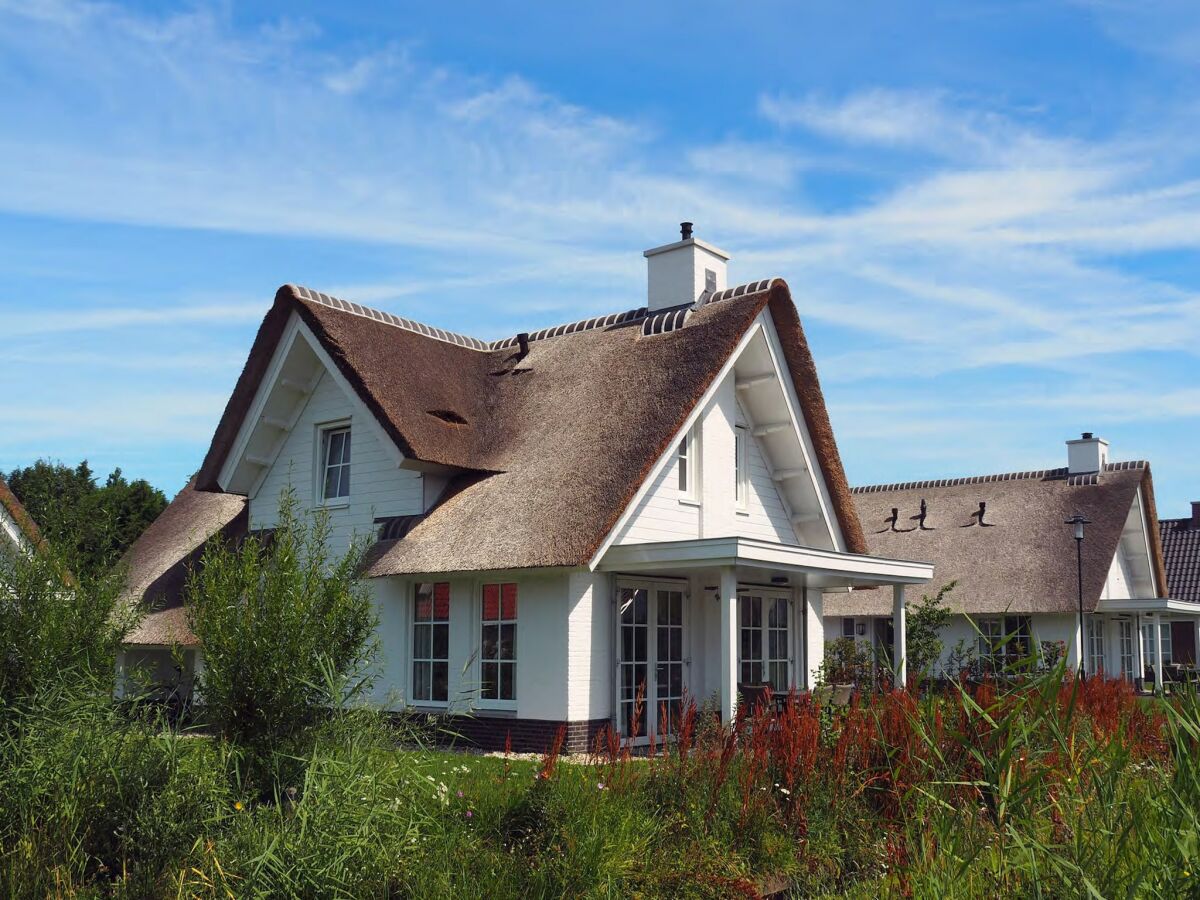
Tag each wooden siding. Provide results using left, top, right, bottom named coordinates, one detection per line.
left=613, top=445, right=702, bottom=545
left=735, top=418, right=799, bottom=545
left=249, top=370, right=423, bottom=556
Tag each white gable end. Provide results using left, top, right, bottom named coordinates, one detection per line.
left=605, top=309, right=845, bottom=555
left=0, top=502, right=24, bottom=551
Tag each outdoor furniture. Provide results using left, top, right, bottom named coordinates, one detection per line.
left=831, top=683, right=854, bottom=707
left=737, top=683, right=771, bottom=715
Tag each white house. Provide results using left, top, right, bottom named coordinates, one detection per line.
left=0, top=476, right=42, bottom=554
left=827, top=436, right=1200, bottom=692
left=120, top=226, right=933, bottom=750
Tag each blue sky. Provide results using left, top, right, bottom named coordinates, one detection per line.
left=2, top=0, right=1199, bottom=515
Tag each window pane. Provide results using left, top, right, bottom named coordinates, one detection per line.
left=482, top=584, right=500, bottom=621
left=413, top=661, right=430, bottom=701
left=337, top=465, right=350, bottom=498
left=433, top=583, right=450, bottom=619
left=323, top=466, right=340, bottom=500
left=501, top=584, right=518, bottom=620
left=678, top=439, right=688, bottom=492
left=500, top=663, right=514, bottom=700
left=339, top=431, right=351, bottom=464
left=432, top=662, right=448, bottom=702
left=499, top=623, right=516, bottom=660
left=482, top=623, right=498, bottom=660
left=481, top=662, right=497, bottom=699
left=432, top=623, right=448, bottom=660
left=414, top=624, right=431, bottom=659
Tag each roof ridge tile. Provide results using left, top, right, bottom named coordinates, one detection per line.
left=852, top=460, right=1148, bottom=494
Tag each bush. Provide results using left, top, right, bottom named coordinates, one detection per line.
left=0, top=528, right=136, bottom=714
left=906, top=581, right=955, bottom=678
left=187, top=489, right=378, bottom=792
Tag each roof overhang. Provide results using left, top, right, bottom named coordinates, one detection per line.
left=1095, top=596, right=1200, bottom=616
left=596, top=536, right=933, bottom=589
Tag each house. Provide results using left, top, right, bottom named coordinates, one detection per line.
left=1160, top=500, right=1200, bottom=628
left=118, top=225, right=932, bottom=750
left=826, top=435, right=1200, bottom=691
left=0, top=476, right=44, bottom=554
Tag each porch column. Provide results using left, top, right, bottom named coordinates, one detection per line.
left=1153, top=612, right=1165, bottom=693
left=719, top=567, right=738, bottom=723
left=892, top=584, right=907, bottom=688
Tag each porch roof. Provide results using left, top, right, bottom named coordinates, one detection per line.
left=595, top=536, right=933, bottom=589
left=1094, top=596, right=1200, bottom=616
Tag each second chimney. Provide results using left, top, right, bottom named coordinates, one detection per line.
left=643, top=223, right=730, bottom=312
left=1066, top=432, right=1109, bottom=475
left=1191, top=500, right=1200, bottom=529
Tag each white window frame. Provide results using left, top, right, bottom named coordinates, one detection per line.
left=677, top=424, right=700, bottom=504
left=478, top=582, right=518, bottom=709
left=1118, top=619, right=1135, bottom=682
left=734, top=425, right=749, bottom=511
left=410, top=582, right=451, bottom=707
left=737, top=590, right=791, bottom=692
left=317, top=421, right=352, bottom=506
left=1087, top=616, right=1106, bottom=676
left=1142, top=621, right=1173, bottom=668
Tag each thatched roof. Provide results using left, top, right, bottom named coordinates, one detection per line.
left=1161, top=508, right=1200, bottom=602
left=120, top=479, right=246, bottom=647
left=0, top=476, right=44, bottom=550
left=121, top=277, right=867, bottom=644
left=828, top=461, right=1168, bottom=617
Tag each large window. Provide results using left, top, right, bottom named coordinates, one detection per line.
left=1142, top=622, right=1173, bottom=669
left=1088, top=617, right=1106, bottom=675
left=1118, top=620, right=1135, bottom=682
left=739, top=594, right=789, bottom=692
left=977, top=616, right=1032, bottom=671
left=481, top=583, right=517, bottom=702
left=978, top=618, right=1003, bottom=668
left=320, top=426, right=351, bottom=501
left=412, top=582, right=450, bottom=703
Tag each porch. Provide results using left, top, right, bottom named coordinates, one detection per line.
left=1094, top=597, right=1200, bottom=692
left=596, top=536, right=933, bottom=740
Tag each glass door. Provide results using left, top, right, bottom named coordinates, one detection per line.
left=737, top=591, right=791, bottom=693
left=617, top=582, right=687, bottom=740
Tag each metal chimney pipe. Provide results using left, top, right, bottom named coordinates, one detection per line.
left=680, top=222, right=693, bottom=240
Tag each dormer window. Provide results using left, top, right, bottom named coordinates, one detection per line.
left=320, top=425, right=351, bottom=501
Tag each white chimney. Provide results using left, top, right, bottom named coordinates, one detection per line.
left=1066, top=432, right=1109, bottom=475
left=643, top=222, right=730, bottom=312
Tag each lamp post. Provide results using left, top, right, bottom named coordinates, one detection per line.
left=1065, top=514, right=1091, bottom=678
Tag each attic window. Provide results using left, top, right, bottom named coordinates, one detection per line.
left=426, top=409, right=468, bottom=426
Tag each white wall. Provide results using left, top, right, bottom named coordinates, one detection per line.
left=0, top=502, right=22, bottom=550
left=1102, top=544, right=1134, bottom=601
left=249, top=370, right=423, bottom=556
left=566, top=570, right=612, bottom=720
left=613, top=371, right=799, bottom=548
left=371, top=571, right=572, bottom=721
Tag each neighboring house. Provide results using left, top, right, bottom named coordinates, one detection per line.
left=1160, top=500, right=1200, bottom=610
left=827, top=435, right=1200, bottom=691
left=0, top=475, right=44, bottom=554
left=119, top=226, right=932, bottom=750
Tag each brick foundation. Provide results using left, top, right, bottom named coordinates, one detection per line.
left=395, top=711, right=612, bottom=754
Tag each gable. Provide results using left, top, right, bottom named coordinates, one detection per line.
left=606, top=308, right=847, bottom=554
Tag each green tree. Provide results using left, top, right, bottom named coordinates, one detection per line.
left=5, top=459, right=167, bottom=577
left=186, top=489, right=377, bottom=792
left=906, top=580, right=957, bottom=679
left=0, top=531, right=138, bottom=713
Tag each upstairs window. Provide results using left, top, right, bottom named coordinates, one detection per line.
left=321, top=426, right=351, bottom=501
left=734, top=425, right=748, bottom=509
left=481, top=583, right=517, bottom=702
left=677, top=425, right=698, bottom=500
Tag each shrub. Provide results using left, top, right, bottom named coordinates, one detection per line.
left=186, top=489, right=378, bottom=792
left=906, top=581, right=956, bottom=678
left=0, top=527, right=136, bottom=714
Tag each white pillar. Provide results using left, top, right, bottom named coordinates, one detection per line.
left=892, top=584, right=907, bottom=688
left=1153, top=612, right=1165, bottom=693
left=719, top=567, right=738, bottom=723
left=804, top=587, right=824, bottom=691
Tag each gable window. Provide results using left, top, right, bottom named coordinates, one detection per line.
left=678, top=425, right=699, bottom=501
left=320, top=425, right=351, bottom=501
left=481, top=583, right=517, bottom=703
left=734, top=425, right=748, bottom=510
left=413, top=582, right=450, bottom=703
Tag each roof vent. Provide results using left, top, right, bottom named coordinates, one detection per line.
left=643, top=224, right=730, bottom=312
left=426, top=409, right=467, bottom=426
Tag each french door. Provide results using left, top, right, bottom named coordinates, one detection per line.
left=617, top=581, right=686, bottom=740
left=738, top=590, right=792, bottom=693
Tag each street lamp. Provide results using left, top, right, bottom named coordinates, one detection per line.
left=1065, top=514, right=1091, bottom=678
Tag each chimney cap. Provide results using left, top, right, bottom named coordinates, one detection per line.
left=1081, top=431, right=1094, bottom=439
left=680, top=221, right=694, bottom=240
